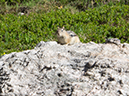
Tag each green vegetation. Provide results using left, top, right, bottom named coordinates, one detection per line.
left=0, top=0, right=129, bottom=56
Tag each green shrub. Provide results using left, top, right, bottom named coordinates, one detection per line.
left=56, top=0, right=129, bottom=11
left=0, top=3, right=129, bottom=56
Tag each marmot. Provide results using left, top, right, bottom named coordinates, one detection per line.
left=56, top=27, right=80, bottom=45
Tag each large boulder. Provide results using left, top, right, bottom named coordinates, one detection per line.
left=0, top=40, right=129, bottom=96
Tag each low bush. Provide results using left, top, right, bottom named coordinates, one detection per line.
left=0, top=3, right=129, bottom=56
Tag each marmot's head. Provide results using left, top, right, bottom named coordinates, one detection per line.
left=56, top=26, right=67, bottom=37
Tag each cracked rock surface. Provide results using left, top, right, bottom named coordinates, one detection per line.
left=0, top=40, right=129, bottom=96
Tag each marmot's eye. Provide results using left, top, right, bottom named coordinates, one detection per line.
left=61, top=29, right=63, bottom=32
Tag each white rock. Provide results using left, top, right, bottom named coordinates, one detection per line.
left=0, top=40, right=129, bottom=96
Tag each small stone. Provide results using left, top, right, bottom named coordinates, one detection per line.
left=105, top=38, right=121, bottom=45
left=18, top=12, right=24, bottom=16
